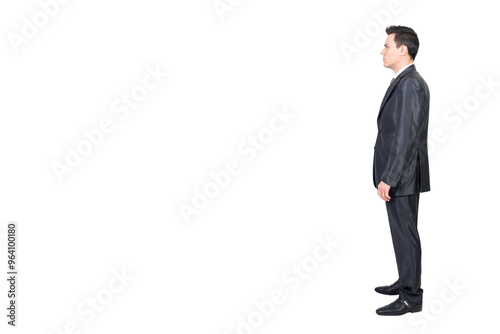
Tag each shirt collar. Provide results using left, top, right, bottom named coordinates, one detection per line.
left=393, top=63, right=414, bottom=80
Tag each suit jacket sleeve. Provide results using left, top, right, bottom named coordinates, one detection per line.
left=380, top=78, right=423, bottom=188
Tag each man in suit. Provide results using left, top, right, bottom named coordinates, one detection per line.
left=372, top=25, right=430, bottom=316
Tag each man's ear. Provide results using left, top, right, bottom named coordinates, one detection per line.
left=400, top=44, right=407, bottom=56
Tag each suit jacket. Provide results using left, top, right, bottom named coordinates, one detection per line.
left=373, top=64, right=430, bottom=196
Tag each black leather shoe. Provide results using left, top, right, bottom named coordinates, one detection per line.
left=375, top=281, right=399, bottom=295
left=376, top=298, right=422, bottom=316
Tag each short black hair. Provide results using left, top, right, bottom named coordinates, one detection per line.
left=385, top=25, right=419, bottom=60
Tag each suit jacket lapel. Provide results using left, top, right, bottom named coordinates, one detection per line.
left=377, top=65, right=416, bottom=120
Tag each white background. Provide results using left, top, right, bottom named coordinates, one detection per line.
left=1, top=0, right=499, bottom=333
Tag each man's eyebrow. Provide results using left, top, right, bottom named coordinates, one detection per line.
left=384, top=44, right=388, bottom=47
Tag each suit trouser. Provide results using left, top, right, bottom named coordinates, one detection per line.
left=386, top=193, right=423, bottom=304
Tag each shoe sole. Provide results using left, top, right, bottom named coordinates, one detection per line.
left=376, top=306, right=422, bottom=316
left=374, top=289, right=399, bottom=296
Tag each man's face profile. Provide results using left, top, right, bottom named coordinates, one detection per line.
left=381, top=33, right=403, bottom=71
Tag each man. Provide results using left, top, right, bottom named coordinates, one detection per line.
left=372, top=25, right=430, bottom=316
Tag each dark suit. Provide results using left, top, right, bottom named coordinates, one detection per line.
left=373, top=64, right=430, bottom=304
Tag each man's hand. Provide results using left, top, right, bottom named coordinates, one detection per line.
left=378, top=181, right=392, bottom=201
